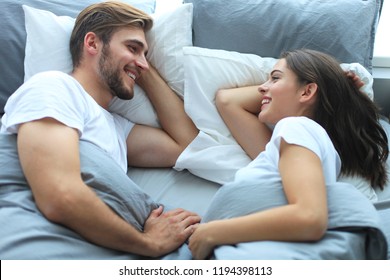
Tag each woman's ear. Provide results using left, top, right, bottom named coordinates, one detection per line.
left=300, top=82, right=318, bottom=103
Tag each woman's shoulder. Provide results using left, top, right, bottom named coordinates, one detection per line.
left=273, top=116, right=331, bottom=147
left=275, top=116, right=323, bottom=132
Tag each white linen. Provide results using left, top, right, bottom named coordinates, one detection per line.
left=128, top=167, right=220, bottom=216
left=175, top=131, right=251, bottom=184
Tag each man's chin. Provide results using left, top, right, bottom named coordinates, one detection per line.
left=117, top=95, right=133, bottom=100
left=113, top=90, right=134, bottom=100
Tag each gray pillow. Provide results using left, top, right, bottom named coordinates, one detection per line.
left=184, top=0, right=382, bottom=72
left=0, top=0, right=156, bottom=115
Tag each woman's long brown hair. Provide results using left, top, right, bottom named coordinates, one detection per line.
left=282, top=49, right=388, bottom=189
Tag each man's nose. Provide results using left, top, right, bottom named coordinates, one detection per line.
left=136, top=54, right=149, bottom=71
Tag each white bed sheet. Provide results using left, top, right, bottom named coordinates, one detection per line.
left=127, top=167, right=220, bottom=216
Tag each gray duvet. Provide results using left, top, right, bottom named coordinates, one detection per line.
left=202, top=179, right=388, bottom=259
left=0, top=133, right=387, bottom=259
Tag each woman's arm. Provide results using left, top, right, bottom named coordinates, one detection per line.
left=215, top=86, right=272, bottom=159
left=188, top=140, right=328, bottom=259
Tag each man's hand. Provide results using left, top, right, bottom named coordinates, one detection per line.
left=142, top=206, right=201, bottom=257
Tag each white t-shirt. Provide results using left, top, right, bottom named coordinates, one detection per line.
left=234, top=116, right=341, bottom=188
left=0, top=71, right=134, bottom=172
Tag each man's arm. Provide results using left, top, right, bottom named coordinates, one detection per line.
left=127, top=65, right=199, bottom=167
left=18, top=118, right=200, bottom=257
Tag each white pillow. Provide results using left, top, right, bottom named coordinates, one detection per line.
left=340, top=63, right=374, bottom=101
left=182, top=47, right=276, bottom=140
left=23, top=3, right=193, bottom=127
left=175, top=46, right=276, bottom=183
left=24, top=6, right=75, bottom=80
left=175, top=46, right=376, bottom=186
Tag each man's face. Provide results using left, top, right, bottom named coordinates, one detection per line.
left=98, top=27, right=149, bottom=100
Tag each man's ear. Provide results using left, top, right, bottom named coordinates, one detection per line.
left=300, top=82, right=318, bottom=103
left=84, top=32, right=100, bottom=55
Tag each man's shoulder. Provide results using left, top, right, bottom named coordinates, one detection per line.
left=14, top=70, right=90, bottom=108
left=28, top=70, right=72, bottom=82
left=23, top=70, right=85, bottom=95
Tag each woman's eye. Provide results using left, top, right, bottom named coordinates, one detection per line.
left=271, top=76, right=280, bottom=81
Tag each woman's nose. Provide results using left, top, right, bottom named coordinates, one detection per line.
left=258, top=82, right=268, bottom=95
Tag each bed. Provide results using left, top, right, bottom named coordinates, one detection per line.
left=0, top=0, right=389, bottom=260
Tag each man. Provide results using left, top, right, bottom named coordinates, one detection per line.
left=0, top=1, right=200, bottom=258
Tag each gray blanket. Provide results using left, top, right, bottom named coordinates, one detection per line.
left=0, top=134, right=159, bottom=259
left=1, top=132, right=387, bottom=259
left=200, top=179, right=388, bottom=259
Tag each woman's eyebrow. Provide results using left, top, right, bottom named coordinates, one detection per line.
left=270, top=69, right=283, bottom=76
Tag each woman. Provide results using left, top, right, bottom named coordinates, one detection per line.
left=215, top=57, right=381, bottom=201
left=188, top=49, right=388, bottom=259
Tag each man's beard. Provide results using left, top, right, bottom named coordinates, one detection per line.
left=99, top=45, right=134, bottom=100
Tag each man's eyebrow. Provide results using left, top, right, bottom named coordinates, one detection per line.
left=126, top=39, right=149, bottom=54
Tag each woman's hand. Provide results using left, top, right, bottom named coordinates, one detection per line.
left=188, top=223, right=217, bottom=260
left=345, top=70, right=364, bottom=89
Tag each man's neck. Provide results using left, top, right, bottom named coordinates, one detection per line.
left=71, top=68, right=112, bottom=110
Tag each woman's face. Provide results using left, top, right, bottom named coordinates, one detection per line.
left=258, top=58, right=307, bottom=125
